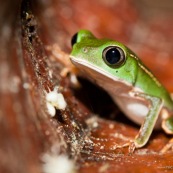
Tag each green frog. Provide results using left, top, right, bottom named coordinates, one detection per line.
left=70, top=30, right=173, bottom=152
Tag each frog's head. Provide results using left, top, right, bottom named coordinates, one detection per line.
left=70, top=30, right=139, bottom=90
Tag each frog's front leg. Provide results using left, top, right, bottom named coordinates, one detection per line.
left=116, top=92, right=162, bottom=153
left=133, top=93, right=163, bottom=149
left=116, top=93, right=163, bottom=152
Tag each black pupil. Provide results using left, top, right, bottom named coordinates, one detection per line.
left=71, top=33, right=78, bottom=47
left=105, top=48, right=121, bottom=64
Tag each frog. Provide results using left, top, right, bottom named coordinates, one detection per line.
left=69, top=30, right=173, bottom=152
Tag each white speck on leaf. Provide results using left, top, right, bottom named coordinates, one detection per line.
left=46, top=86, right=67, bottom=117
left=41, top=153, right=76, bottom=173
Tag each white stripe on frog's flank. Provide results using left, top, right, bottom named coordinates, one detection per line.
left=130, top=53, right=161, bottom=87
left=138, top=63, right=161, bottom=87
left=130, top=53, right=138, bottom=60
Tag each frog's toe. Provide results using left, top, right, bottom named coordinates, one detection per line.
left=128, top=141, right=136, bottom=153
left=116, top=141, right=136, bottom=153
left=162, top=117, right=173, bottom=134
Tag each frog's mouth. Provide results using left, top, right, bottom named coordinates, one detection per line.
left=70, top=56, right=131, bottom=88
left=69, top=55, right=138, bottom=97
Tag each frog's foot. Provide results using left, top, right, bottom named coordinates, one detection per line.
left=162, top=117, right=173, bottom=135
left=161, top=117, right=173, bottom=153
left=160, top=138, right=173, bottom=154
left=116, top=141, right=136, bottom=153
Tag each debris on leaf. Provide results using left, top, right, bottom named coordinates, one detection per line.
left=46, top=86, right=67, bottom=117
left=41, top=153, right=76, bottom=173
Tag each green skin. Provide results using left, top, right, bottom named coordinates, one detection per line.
left=70, top=30, right=173, bottom=150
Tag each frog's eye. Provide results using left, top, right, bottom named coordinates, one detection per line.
left=102, top=46, right=126, bottom=67
left=71, top=33, right=78, bottom=47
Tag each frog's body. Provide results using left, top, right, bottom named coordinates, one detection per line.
left=70, top=30, right=173, bottom=150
